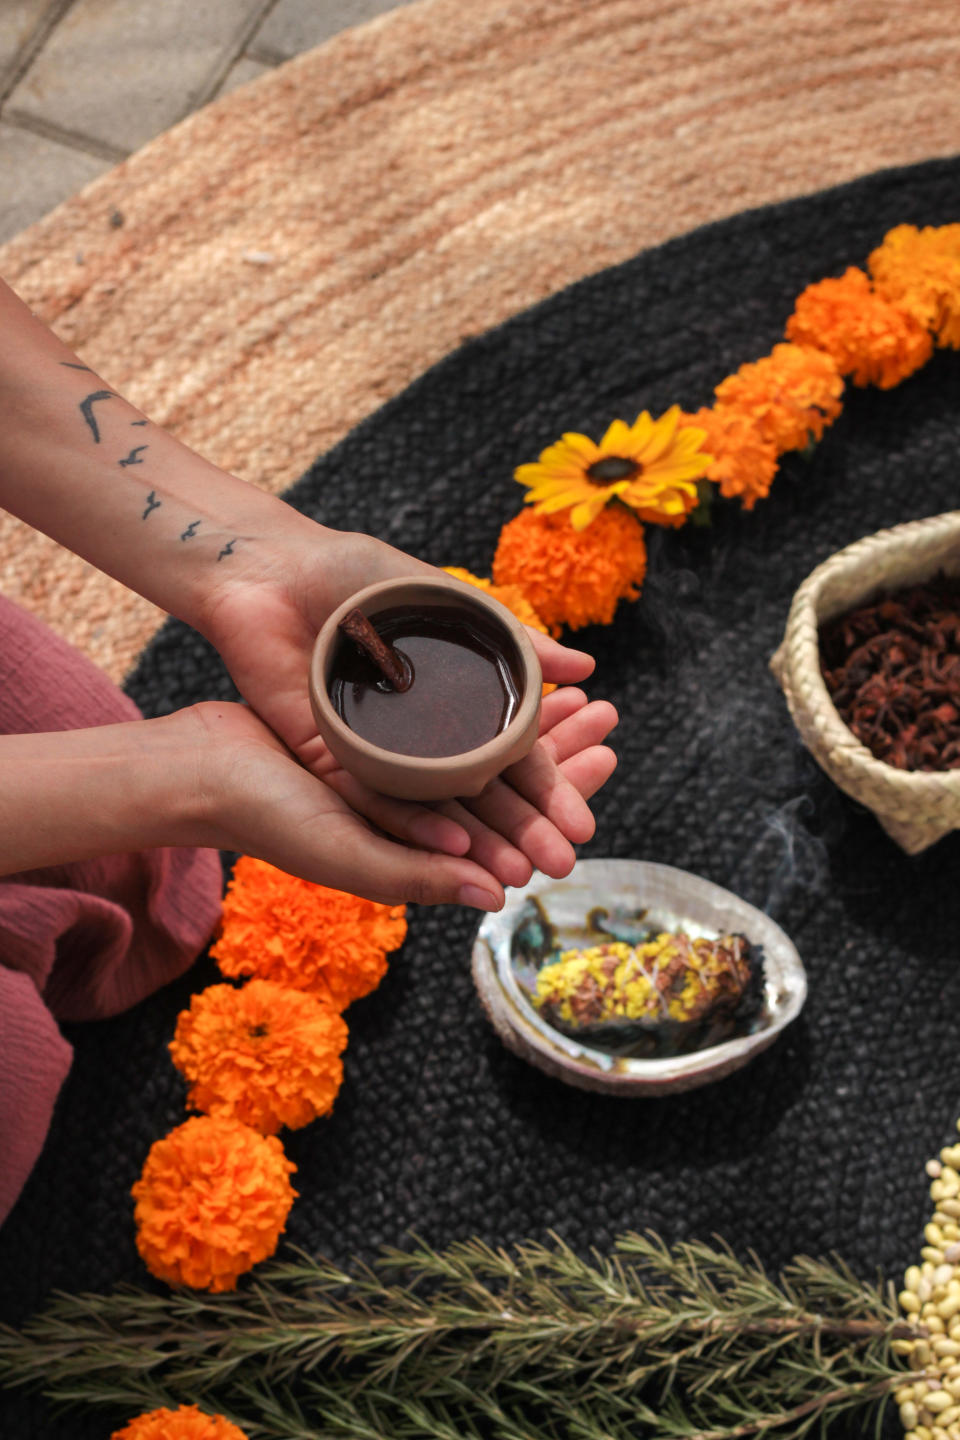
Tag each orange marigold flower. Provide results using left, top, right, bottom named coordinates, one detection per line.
left=868, top=223, right=960, bottom=348
left=112, top=1404, right=251, bottom=1440
left=681, top=408, right=779, bottom=511
left=785, top=266, right=932, bottom=387
left=713, top=342, right=844, bottom=454
left=211, top=857, right=406, bottom=1010
left=515, top=406, right=710, bottom=531
left=442, top=566, right=549, bottom=634
left=443, top=566, right=556, bottom=694
left=132, top=1115, right=296, bottom=1292
left=492, top=504, right=647, bottom=634
left=170, top=980, right=348, bottom=1135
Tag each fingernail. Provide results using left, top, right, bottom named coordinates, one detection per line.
left=458, top=885, right=502, bottom=912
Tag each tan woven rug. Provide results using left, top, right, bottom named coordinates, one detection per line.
left=2, top=0, right=958, bottom=682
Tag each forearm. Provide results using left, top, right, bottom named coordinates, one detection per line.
left=0, top=278, right=320, bottom=631
left=0, top=711, right=205, bottom=875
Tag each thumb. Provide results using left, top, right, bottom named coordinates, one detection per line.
left=527, top=628, right=596, bottom=684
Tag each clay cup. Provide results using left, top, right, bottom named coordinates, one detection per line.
left=309, top=574, right=543, bottom=801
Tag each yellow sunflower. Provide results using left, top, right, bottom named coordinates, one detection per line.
left=515, top=405, right=712, bottom=532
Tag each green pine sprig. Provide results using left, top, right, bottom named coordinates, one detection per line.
left=0, top=1232, right=918, bottom=1439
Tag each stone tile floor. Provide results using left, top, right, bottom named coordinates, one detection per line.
left=0, top=0, right=412, bottom=244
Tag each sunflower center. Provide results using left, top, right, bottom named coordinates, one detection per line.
left=587, top=456, right=640, bottom=484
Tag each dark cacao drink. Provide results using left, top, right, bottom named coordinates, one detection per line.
left=329, top=604, right=522, bottom=758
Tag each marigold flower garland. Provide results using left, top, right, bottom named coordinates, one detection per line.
left=488, top=223, right=960, bottom=634
left=131, top=858, right=405, bottom=1298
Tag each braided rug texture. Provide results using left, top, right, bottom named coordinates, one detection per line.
left=3, top=156, right=960, bottom=1437
left=1, top=0, right=959, bottom=682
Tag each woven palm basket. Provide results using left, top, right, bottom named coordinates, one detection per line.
left=771, top=510, right=960, bottom=855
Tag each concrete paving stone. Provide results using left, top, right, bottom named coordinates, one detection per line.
left=0, top=0, right=56, bottom=95
left=0, top=119, right=110, bottom=243
left=214, top=54, right=273, bottom=101
left=6, top=0, right=273, bottom=155
left=251, top=0, right=416, bottom=60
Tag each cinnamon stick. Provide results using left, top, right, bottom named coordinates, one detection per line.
left=338, top=608, right=413, bottom=691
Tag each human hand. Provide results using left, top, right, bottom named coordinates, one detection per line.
left=0, top=698, right=521, bottom=909
left=0, top=283, right=609, bottom=903
left=198, top=511, right=618, bottom=900
left=178, top=703, right=534, bottom=908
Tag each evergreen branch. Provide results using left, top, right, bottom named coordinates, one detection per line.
left=0, top=1232, right=915, bottom=1439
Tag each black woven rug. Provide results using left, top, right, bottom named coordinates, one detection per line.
left=3, top=155, right=960, bottom=1437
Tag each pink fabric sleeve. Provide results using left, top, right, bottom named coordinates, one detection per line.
left=0, top=593, right=223, bottom=1224
left=0, top=968, right=73, bottom=1225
